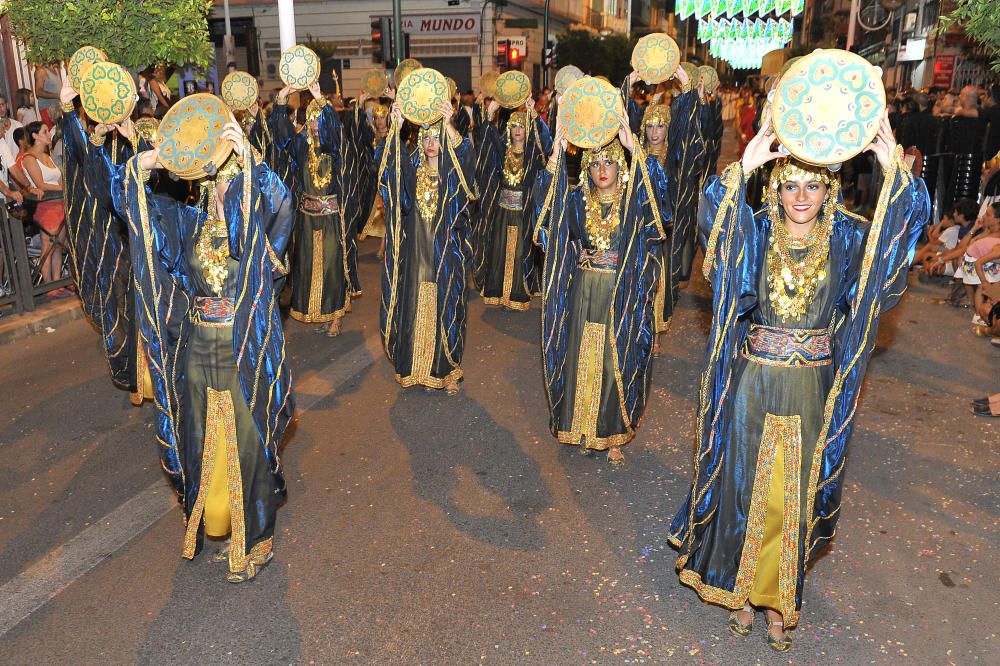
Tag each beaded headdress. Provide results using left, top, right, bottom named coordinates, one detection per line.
left=581, top=138, right=627, bottom=177
left=766, top=158, right=839, bottom=226
left=305, top=98, right=326, bottom=122
left=507, top=111, right=527, bottom=128
left=373, top=104, right=389, bottom=118
left=640, top=104, right=670, bottom=133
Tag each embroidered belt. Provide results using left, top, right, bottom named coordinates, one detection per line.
left=498, top=188, right=524, bottom=210
left=742, top=324, right=832, bottom=367
left=299, top=194, right=339, bottom=216
left=578, top=249, right=619, bottom=271
left=190, top=296, right=235, bottom=327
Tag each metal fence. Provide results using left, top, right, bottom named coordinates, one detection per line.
left=0, top=203, right=74, bottom=318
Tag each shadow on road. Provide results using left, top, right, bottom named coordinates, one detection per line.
left=389, top=388, right=553, bottom=551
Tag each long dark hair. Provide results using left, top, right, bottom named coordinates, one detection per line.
left=14, top=88, right=33, bottom=110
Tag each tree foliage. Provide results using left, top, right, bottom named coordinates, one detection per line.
left=942, top=0, right=1000, bottom=71
left=554, top=29, right=636, bottom=85
left=6, top=0, right=215, bottom=70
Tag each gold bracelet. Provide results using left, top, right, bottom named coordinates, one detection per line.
left=89, top=133, right=107, bottom=147
left=60, top=100, right=75, bottom=113
left=545, top=158, right=559, bottom=175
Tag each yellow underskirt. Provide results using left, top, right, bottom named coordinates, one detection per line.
left=748, top=439, right=783, bottom=610
left=203, top=415, right=232, bottom=537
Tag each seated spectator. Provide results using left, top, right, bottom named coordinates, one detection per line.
left=935, top=202, right=1000, bottom=321
left=915, top=198, right=979, bottom=280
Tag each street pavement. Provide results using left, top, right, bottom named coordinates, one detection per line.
left=0, top=238, right=997, bottom=664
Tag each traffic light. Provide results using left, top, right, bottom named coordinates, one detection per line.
left=371, top=17, right=392, bottom=64
left=496, top=39, right=509, bottom=70
left=508, top=45, right=523, bottom=71
left=543, top=40, right=555, bottom=68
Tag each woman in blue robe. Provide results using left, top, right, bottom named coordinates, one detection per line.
left=270, top=80, right=355, bottom=335
left=94, top=124, right=295, bottom=583
left=474, top=97, right=551, bottom=310
left=668, top=111, right=930, bottom=650
left=377, top=100, right=475, bottom=394
left=532, top=110, right=667, bottom=465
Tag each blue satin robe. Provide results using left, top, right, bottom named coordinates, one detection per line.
left=668, top=152, right=930, bottom=626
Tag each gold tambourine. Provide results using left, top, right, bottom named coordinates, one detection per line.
left=398, top=68, right=449, bottom=127
left=697, top=65, right=720, bottom=94
left=494, top=71, right=531, bottom=109
left=68, top=46, right=107, bottom=93
left=155, top=93, right=234, bottom=179
left=79, top=61, right=137, bottom=125
left=279, top=45, right=320, bottom=89
left=631, top=33, right=680, bottom=84
left=394, top=58, right=423, bottom=88
left=557, top=76, right=624, bottom=150
left=220, top=71, right=259, bottom=111
left=480, top=70, right=500, bottom=98
left=447, top=77, right=458, bottom=99
left=771, top=48, right=886, bottom=166
left=363, top=69, right=389, bottom=97
left=554, top=65, right=584, bottom=95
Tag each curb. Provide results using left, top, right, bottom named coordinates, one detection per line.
left=0, top=297, right=87, bottom=346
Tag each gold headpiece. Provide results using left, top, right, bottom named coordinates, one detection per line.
left=215, top=151, right=244, bottom=184
left=306, top=98, right=327, bottom=122
left=373, top=104, right=389, bottom=118
left=768, top=158, right=835, bottom=189
left=508, top=111, right=527, bottom=128
left=640, top=104, right=670, bottom=133
left=581, top=138, right=627, bottom=176
left=418, top=121, right=443, bottom=147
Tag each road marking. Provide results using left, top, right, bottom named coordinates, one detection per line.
left=0, top=333, right=380, bottom=636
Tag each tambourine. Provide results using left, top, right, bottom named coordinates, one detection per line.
left=480, top=70, right=500, bottom=98
left=554, top=65, right=584, bottom=95
left=79, top=61, right=137, bottom=125
left=279, top=45, right=320, bottom=89
left=155, top=93, right=234, bottom=179
left=398, top=68, right=449, bottom=127
left=557, top=76, right=624, bottom=150
left=494, top=71, right=531, bottom=109
left=631, top=33, right=681, bottom=84
left=394, top=58, right=423, bottom=88
left=770, top=49, right=886, bottom=166
left=68, top=46, right=107, bottom=93
left=220, top=71, right=259, bottom=111
left=363, top=69, right=389, bottom=97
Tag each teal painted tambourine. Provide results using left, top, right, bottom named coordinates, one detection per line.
left=557, top=76, right=623, bottom=150
left=771, top=49, right=885, bottom=166
left=79, top=61, right=136, bottom=125
left=155, top=93, right=233, bottom=179
left=68, top=46, right=107, bottom=93
left=398, top=68, right=449, bottom=126
left=221, top=71, right=258, bottom=110
left=631, top=33, right=680, bottom=84
left=494, top=71, right=531, bottom=109
left=279, top=45, right=320, bottom=89
left=554, top=65, right=583, bottom=95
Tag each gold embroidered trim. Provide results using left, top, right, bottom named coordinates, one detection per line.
left=222, top=388, right=248, bottom=573
left=60, top=100, right=75, bottom=113
left=675, top=413, right=804, bottom=627
left=502, top=225, right=518, bottom=304
left=395, top=367, right=464, bottom=390
left=182, top=387, right=235, bottom=560
left=569, top=322, right=606, bottom=444
left=556, top=428, right=634, bottom=450
left=411, top=281, right=438, bottom=383
left=307, top=228, right=323, bottom=319
left=89, top=133, right=107, bottom=147
left=482, top=296, right=531, bottom=311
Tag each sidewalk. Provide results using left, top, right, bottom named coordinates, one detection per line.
left=0, top=295, right=86, bottom=346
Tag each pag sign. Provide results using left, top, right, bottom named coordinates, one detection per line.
left=399, top=14, right=480, bottom=35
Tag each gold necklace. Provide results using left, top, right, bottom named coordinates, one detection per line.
left=584, top=185, right=621, bottom=252
left=416, top=163, right=440, bottom=221
left=502, top=147, right=525, bottom=186
left=195, top=189, right=230, bottom=295
left=306, top=132, right=332, bottom=190
left=766, top=216, right=830, bottom=321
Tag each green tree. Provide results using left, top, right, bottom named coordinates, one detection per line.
left=7, top=0, right=215, bottom=70
left=554, top=29, right=636, bottom=85
left=942, top=0, right=1000, bottom=71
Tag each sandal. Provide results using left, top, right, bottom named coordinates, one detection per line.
left=445, top=381, right=460, bottom=396
left=211, top=539, right=231, bottom=564
left=727, top=604, right=753, bottom=637
left=227, top=552, right=274, bottom=584
left=326, top=320, right=342, bottom=337
left=765, top=618, right=792, bottom=652
left=577, top=435, right=592, bottom=456
left=607, top=446, right=625, bottom=465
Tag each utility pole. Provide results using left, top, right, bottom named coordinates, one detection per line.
left=223, top=0, right=235, bottom=68
left=393, top=0, right=404, bottom=66
left=543, top=0, right=551, bottom=87
left=278, top=0, right=296, bottom=52
left=846, top=0, right=860, bottom=51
